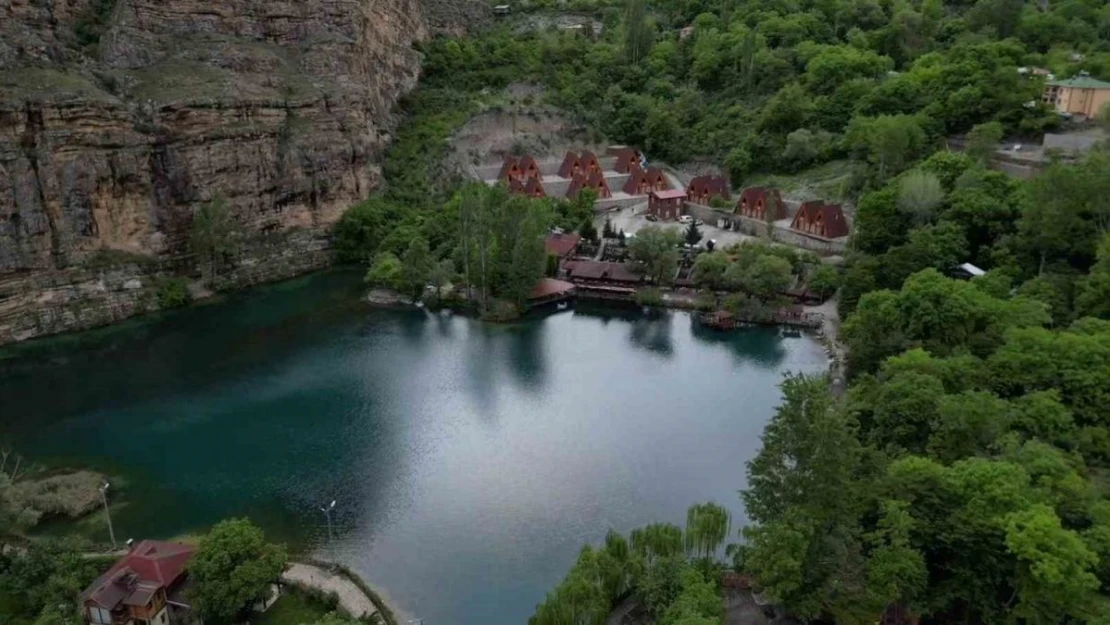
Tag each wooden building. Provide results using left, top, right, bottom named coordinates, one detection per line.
left=790, top=200, right=849, bottom=238
left=507, top=178, right=527, bottom=195
left=580, top=150, right=602, bottom=175
left=545, top=232, right=582, bottom=259
left=518, top=155, right=541, bottom=180
left=608, top=147, right=644, bottom=173
left=623, top=166, right=653, bottom=195
left=645, top=167, right=669, bottom=191
left=686, top=175, right=729, bottom=205
left=522, top=176, right=546, bottom=198
left=81, top=541, right=196, bottom=625
left=566, top=171, right=612, bottom=199
left=558, top=151, right=583, bottom=178
left=498, top=156, right=523, bottom=182
left=649, top=189, right=688, bottom=220
left=736, top=187, right=786, bottom=221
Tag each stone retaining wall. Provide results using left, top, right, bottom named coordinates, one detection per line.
left=683, top=202, right=848, bottom=255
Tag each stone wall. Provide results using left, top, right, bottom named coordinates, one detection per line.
left=683, top=202, right=848, bottom=255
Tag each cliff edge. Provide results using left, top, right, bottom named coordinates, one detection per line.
left=0, top=0, right=490, bottom=344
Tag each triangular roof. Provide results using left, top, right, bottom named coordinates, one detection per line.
left=737, top=186, right=785, bottom=218
left=498, top=156, right=521, bottom=181
left=558, top=151, right=582, bottom=178
left=507, top=178, right=527, bottom=194
left=645, top=167, right=669, bottom=189
left=792, top=201, right=849, bottom=238
left=523, top=176, right=546, bottom=197
left=580, top=150, right=601, bottom=173
left=609, top=147, right=643, bottom=173
left=545, top=232, right=582, bottom=257
left=686, top=175, right=729, bottom=198
left=622, top=165, right=650, bottom=194
left=518, top=155, right=541, bottom=179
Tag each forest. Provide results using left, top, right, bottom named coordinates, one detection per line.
left=356, top=0, right=1110, bottom=623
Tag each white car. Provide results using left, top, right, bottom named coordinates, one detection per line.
left=678, top=215, right=693, bottom=224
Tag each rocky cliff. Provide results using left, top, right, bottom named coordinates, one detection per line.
left=0, top=0, right=489, bottom=344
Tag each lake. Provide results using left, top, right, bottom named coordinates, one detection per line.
left=0, top=270, right=827, bottom=625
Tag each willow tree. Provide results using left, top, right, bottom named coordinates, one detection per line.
left=684, top=502, right=731, bottom=561
left=630, top=522, right=684, bottom=565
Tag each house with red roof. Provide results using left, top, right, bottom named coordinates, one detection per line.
left=518, top=155, right=541, bottom=180
left=522, top=176, right=546, bottom=198
left=507, top=178, right=527, bottom=195
left=545, top=232, right=582, bottom=258
left=790, top=201, right=849, bottom=239
left=579, top=151, right=602, bottom=176
left=649, top=189, right=688, bottom=220
left=557, top=151, right=583, bottom=178
left=623, top=166, right=653, bottom=195
left=608, top=147, right=644, bottom=173
left=736, top=187, right=786, bottom=221
left=566, top=171, right=612, bottom=199
left=498, top=156, right=524, bottom=182
left=81, top=541, right=196, bottom=625
left=686, top=175, right=729, bottom=205
left=645, top=167, right=669, bottom=191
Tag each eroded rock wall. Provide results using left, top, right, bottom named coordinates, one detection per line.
left=0, top=0, right=489, bottom=343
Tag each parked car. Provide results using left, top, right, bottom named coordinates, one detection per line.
left=678, top=215, right=693, bottom=224
left=646, top=214, right=659, bottom=222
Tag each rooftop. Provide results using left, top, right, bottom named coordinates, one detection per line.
left=1047, top=76, right=1110, bottom=90
left=652, top=189, right=687, bottom=200
left=81, top=540, right=195, bottom=610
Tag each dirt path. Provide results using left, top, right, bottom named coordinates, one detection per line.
left=804, top=297, right=846, bottom=392
left=283, top=562, right=378, bottom=619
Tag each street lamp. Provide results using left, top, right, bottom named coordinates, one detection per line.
left=99, top=481, right=117, bottom=550
left=320, top=500, right=336, bottom=544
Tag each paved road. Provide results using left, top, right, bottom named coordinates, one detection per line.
left=283, top=562, right=378, bottom=619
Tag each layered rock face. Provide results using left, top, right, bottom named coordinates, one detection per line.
left=0, top=0, right=490, bottom=344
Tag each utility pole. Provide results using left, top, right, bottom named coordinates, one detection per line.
left=320, top=500, right=337, bottom=544
left=99, top=481, right=117, bottom=550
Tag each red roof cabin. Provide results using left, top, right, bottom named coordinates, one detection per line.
left=80, top=540, right=196, bottom=625
left=608, top=147, right=644, bottom=174
left=622, top=165, right=653, bottom=195
left=522, top=176, right=546, bottom=198
left=645, top=167, right=669, bottom=191
left=566, top=171, right=612, bottom=200
left=579, top=150, right=602, bottom=176
left=518, top=155, right=541, bottom=180
left=737, top=187, right=786, bottom=221
left=545, top=232, right=582, bottom=258
left=649, top=189, right=687, bottom=221
left=790, top=201, right=849, bottom=239
left=686, top=175, right=729, bottom=205
left=507, top=178, right=527, bottom=195
left=564, top=260, right=643, bottom=285
left=498, top=156, right=525, bottom=182
left=558, top=151, right=584, bottom=178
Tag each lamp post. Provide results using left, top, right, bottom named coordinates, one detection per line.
left=99, top=481, right=117, bottom=550
left=320, top=500, right=336, bottom=544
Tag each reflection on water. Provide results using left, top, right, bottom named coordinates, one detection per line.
left=0, top=271, right=827, bottom=625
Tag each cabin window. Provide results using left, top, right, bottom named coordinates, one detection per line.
left=89, top=607, right=112, bottom=624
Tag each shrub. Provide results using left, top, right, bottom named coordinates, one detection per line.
left=635, top=287, right=664, bottom=307
left=156, top=278, right=192, bottom=309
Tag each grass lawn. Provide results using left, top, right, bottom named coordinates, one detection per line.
left=252, top=588, right=335, bottom=625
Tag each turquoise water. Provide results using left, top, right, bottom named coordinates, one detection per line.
left=0, top=270, right=826, bottom=625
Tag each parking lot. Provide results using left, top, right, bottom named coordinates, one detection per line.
left=599, top=202, right=756, bottom=248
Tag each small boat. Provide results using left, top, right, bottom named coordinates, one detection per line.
left=557, top=301, right=569, bottom=310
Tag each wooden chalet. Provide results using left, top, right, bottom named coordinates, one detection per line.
left=566, top=171, right=612, bottom=200
left=649, top=189, right=687, bottom=220
left=608, top=147, right=644, bottom=173
left=81, top=541, right=196, bottom=625
left=790, top=200, right=849, bottom=239
left=507, top=177, right=527, bottom=195
left=558, top=151, right=584, bottom=178
left=645, top=167, right=669, bottom=191
left=622, top=166, right=653, bottom=195
left=498, top=155, right=524, bottom=182
left=518, top=155, right=541, bottom=180
left=686, top=175, right=729, bottom=205
left=579, top=150, right=602, bottom=175
left=736, top=186, right=786, bottom=221
left=522, top=176, right=546, bottom=198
